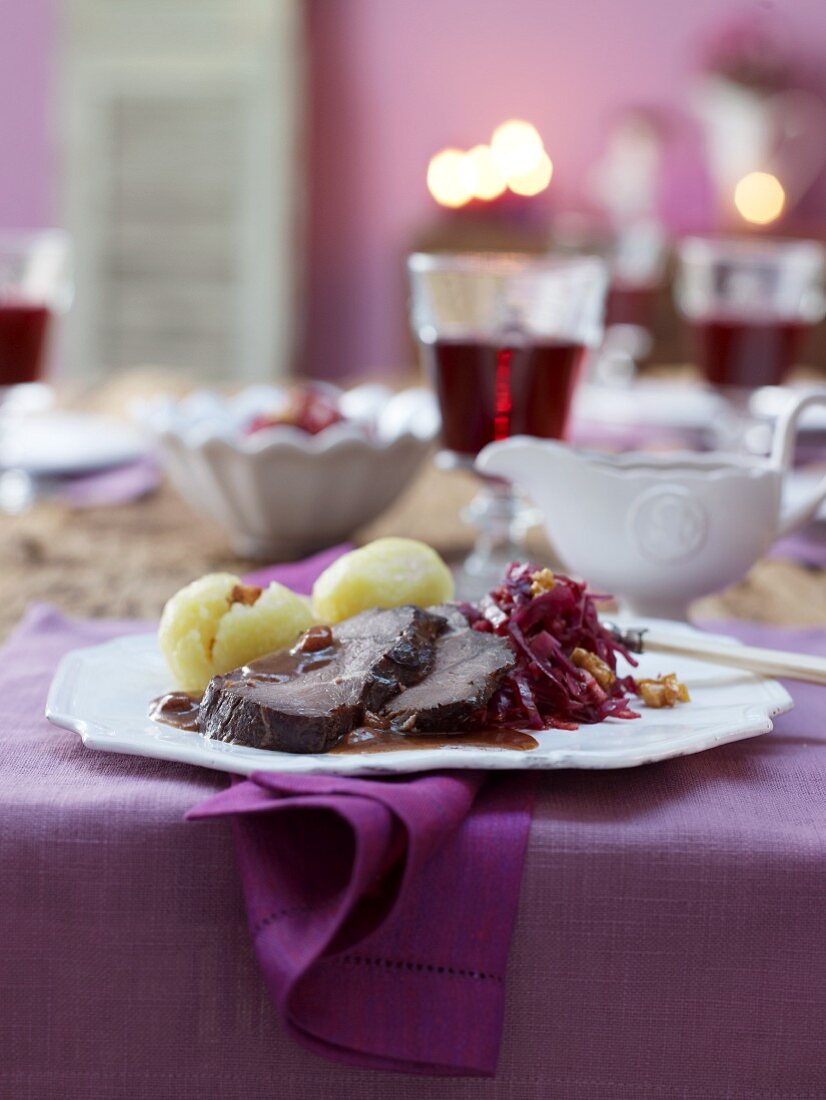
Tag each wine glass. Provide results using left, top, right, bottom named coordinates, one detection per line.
left=553, top=218, right=668, bottom=384
left=407, top=251, right=608, bottom=596
left=0, top=230, right=73, bottom=511
left=676, top=236, right=826, bottom=390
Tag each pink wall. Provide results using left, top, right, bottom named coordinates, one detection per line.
left=3, top=0, right=826, bottom=379
left=0, top=0, right=53, bottom=227
left=304, top=0, right=826, bottom=379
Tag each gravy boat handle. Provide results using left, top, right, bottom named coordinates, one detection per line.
left=770, top=392, right=826, bottom=537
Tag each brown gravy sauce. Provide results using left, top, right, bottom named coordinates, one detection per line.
left=148, top=692, right=202, bottom=732
left=149, top=692, right=538, bottom=753
left=236, top=638, right=339, bottom=684
left=330, top=726, right=539, bottom=754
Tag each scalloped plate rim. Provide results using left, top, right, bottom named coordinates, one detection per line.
left=45, top=624, right=794, bottom=777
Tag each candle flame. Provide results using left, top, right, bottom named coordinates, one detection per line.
left=491, top=120, right=544, bottom=179
left=427, top=148, right=476, bottom=208
left=467, top=145, right=507, bottom=201
left=507, top=150, right=554, bottom=196
left=734, top=171, right=786, bottom=225
left=427, top=120, right=552, bottom=207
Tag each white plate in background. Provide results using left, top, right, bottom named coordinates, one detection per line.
left=573, top=381, right=728, bottom=432
left=0, top=411, right=146, bottom=475
left=749, top=385, right=826, bottom=435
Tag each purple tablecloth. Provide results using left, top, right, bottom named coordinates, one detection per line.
left=3, top=608, right=826, bottom=1098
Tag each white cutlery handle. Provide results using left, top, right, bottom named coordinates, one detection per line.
left=645, top=630, right=826, bottom=686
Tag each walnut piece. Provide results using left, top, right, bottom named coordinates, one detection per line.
left=530, top=568, right=556, bottom=597
left=636, top=673, right=690, bottom=709
left=229, top=583, right=263, bottom=607
left=571, top=646, right=616, bottom=690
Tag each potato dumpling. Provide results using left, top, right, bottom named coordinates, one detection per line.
left=312, top=537, right=454, bottom=624
left=159, top=573, right=314, bottom=692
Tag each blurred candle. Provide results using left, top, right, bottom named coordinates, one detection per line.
left=508, top=151, right=554, bottom=197
left=427, top=148, right=477, bottom=208
left=734, top=171, right=786, bottom=226
left=490, top=120, right=545, bottom=178
left=467, top=145, right=507, bottom=201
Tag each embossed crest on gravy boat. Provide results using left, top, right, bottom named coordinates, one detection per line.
left=477, top=393, right=826, bottom=620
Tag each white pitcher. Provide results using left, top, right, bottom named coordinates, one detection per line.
left=477, top=392, right=826, bottom=621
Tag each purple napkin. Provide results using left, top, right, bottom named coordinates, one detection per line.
left=188, top=545, right=537, bottom=1076
left=770, top=523, right=826, bottom=569
left=187, top=771, right=534, bottom=1076
left=58, top=456, right=161, bottom=509
left=244, top=543, right=353, bottom=594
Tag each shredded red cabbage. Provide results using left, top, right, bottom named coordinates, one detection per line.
left=460, top=562, right=639, bottom=730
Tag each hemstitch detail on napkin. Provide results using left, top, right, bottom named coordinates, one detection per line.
left=340, top=953, right=503, bottom=983
left=252, top=904, right=314, bottom=937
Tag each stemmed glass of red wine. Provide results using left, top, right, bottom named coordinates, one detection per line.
left=408, top=251, right=608, bottom=596
left=676, top=237, right=826, bottom=389
left=0, top=230, right=73, bottom=511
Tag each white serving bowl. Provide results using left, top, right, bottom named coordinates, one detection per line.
left=135, top=384, right=439, bottom=559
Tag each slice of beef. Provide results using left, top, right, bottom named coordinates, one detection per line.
left=380, top=606, right=515, bottom=733
left=199, top=605, right=445, bottom=753
left=428, top=602, right=473, bottom=632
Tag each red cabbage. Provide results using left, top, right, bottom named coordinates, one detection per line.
left=460, top=562, right=639, bottom=730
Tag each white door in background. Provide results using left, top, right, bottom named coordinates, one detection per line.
left=61, top=0, right=303, bottom=382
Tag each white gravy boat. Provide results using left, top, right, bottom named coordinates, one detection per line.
left=477, top=392, right=826, bottom=620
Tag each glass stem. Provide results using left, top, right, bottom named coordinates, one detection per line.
left=455, top=479, right=531, bottom=599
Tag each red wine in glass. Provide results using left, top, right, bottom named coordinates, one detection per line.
left=423, top=338, right=587, bottom=456
left=604, top=282, right=660, bottom=329
left=0, top=301, right=52, bottom=387
left=689, top=316, right=809, bottom=388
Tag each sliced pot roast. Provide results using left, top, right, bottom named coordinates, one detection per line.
left=379, top=604, right=515, bottom=733
left=199, top=605, right=444, bottom=753
left=199, top=602, right=516, bottom=753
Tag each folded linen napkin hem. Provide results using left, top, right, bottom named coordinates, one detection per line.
left=187, top=769, right=536, bottom=1076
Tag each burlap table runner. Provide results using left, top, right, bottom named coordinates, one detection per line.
left=1, top=370, right=824, bottom=634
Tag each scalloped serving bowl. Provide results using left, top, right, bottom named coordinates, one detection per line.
left=135, top=385, right=439, bottom=559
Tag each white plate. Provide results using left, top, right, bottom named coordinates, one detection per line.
left=573, top=381, right=728, bottom=432
left=46, top=622, right=793, bottom=776
left=749, top=385, right=826, bottom=434
left=0, top=412, right=146, bottom=475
